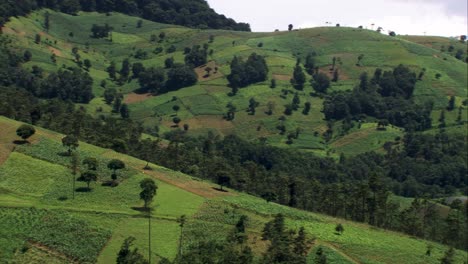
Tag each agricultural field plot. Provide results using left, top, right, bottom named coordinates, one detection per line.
left=3, top=10, right=467, bottom=153
left=222, top=194, right=468, bottom=264
left=331, top=123, right=404, bottom=156
left=0, top=117, right=466, bottom=263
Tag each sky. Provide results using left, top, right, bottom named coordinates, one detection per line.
left=207, top=0, right=467, bottom=37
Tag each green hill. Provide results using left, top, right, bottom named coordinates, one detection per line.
left=0, top=116, right=466, bottom=263
left=2, top=10, right=466, bottom=156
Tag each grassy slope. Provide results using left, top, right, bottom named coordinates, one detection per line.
left=3, top=10, right=467, bottom=156
left=0, top=116, right=467, bottom=263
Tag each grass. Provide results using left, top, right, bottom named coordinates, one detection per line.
left=0, top=117, right=467, bottom=263
left=0, top=207, right=111, bottom=263
left=1, top=8, right=468, bottom=262
left=4, top=10, right=466, bottom=154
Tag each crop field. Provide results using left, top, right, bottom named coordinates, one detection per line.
left=0, top=115, right=467, bottom=263
left=1, top=7, right=467, bottom=262
left=3, top=10, right=466, bottom=154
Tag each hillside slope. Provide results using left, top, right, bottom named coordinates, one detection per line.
left=0, top=116, right=467, bottom=263
left=2, top=10, right=467, bottom=156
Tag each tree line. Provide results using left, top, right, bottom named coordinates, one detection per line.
left=1, top=35, right=467, bottom=250
left=0, top=0, right=251, bottom=31
left=323, top=65, right=432, bottom=131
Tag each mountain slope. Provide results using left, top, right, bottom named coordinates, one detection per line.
left=2, top=10, right=467, bottom=156
left=0, top=116, right=467, bottom=263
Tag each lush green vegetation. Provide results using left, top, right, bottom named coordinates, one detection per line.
left=0, top=7, right=467, bottom=264
left=0, top=117, right=467, bottom=263
left=1, top=10, right=466, bottom=154
left=0, top=0, right=250, bottom=31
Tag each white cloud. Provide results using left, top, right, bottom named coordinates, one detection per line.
left=207, top=0, right=467, bottom=36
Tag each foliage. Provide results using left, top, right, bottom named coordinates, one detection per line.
left=16, top=124, right=35, bottom=140
left=0, top=0, right=250, bottom=31
left=116, top=237, right=149, bottom=264
left=227, top=53, right=269, bottom=88
left=139, top=178, right=157, bottom=208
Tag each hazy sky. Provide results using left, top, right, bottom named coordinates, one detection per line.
left=207, top=0, right=467, bottom=36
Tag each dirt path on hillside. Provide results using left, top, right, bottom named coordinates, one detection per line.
left=0, top=122, right=19, bottom=165
left=318, top=241, right=361, bottom=264
left=28, top=241, right=77, bottom=263
left=124, top=93, right=153, bottom=104
left=101, top=150, right=235, bottom=199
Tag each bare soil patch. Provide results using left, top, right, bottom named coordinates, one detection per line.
left=272, top=74, right=292, bottom=81
left=318, top=66, right=350, bottom=80
left=331, top=128, right=373, bottom=148
left=181, top=115, right=235, bottom=133
left=1, top=26, right=26, bottom=37
left=124, top=93, right=153, bottom=104
left=195, top=61, right=224, bottom=81
left=48, top=46, right=63, bottom=56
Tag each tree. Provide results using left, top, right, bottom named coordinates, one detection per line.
left=270, top=79, right=276, bottom=88
left=312, top=72, right=331, bottom=93
left=303, top=102, right=311, bottom=115
left=447, top=96, right=456, bottom=111
left=314, top=247, right=327, bottom=264
left=461, top=35, right=467, bottom=42
left=226, top=102, right=237, bottom=121
left=132, top=63, right=145, bottom=78
left=16, top=124, right=35, bottom=142
left=91, top=24, right=113, bottom=39
left=440, top=247, right=454, bottom=264
left=165, top=57, right=174, bottom=69
left=120, top=104, right=130, bottom=119
left=438, top=110, right=446, bottom=128
left=291, top=64, right=306, bottom=90
left=44, top=11, right=50, bottom=32
left=173, top=105, right=180, bottom=112
left=62, top=135, right=79, bottom=155
left=332, top=69, right=339, bottom=82
left=435, top=73, right=442, bottom=79
left=120, top=59, right=131, bottom=80
left=335, top=223, right=344, bottom=234
left=217, top=172, right=231, bottom=191
left=389, top=31, right=396, bottom=37
left=82, top=157, right=98, bottom=171
left=357, top=54, right=364, bottom=66
left=184, top=45, right=207, bottom=67
left=116, top=237, right=148, bottom=264
left=166, top=64, right=198, bottom=91
left=23, top=50, right=32, bottom=62
left=104, top=88, right=117, bottom=104
left=425, top=244, right=433, bottom=256
left=139, top=178, right=157, bottom=209
left=293, top=227, right=309, bottom=256
left=79, top=171, right=97, bottom=190
left=83, top=59, right=92, bottom=71
left=177, top=215, right=187, bottom=257
left=305, top=52, right=317, bottom=74
left=288, top=24, right=293, bottom=31
left=137, top=19, right=143, bottom=28
left=107, top=61, right=117, bottom=80
left=454, top=49, right=463, bottom=60
left=248, top=98, right=259, bottom=115
left=204, top=66, right=213, bottom=76
left=262, top=192, right=277, bottom=203
left=173, top=117, right=181, bottom=126
left=138, top=67, right=166, bottom=94
left=107, top=159, right=125, bottom=180
left=166, top=45, right=176, bottom=53
left=35, top=34, right=41, bottom=44
left=292, top=93, right=301, bottom=110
